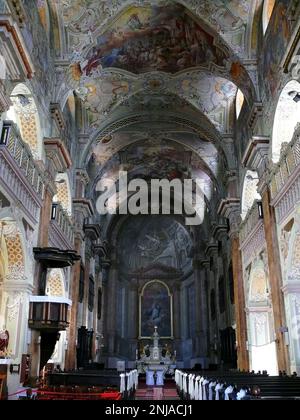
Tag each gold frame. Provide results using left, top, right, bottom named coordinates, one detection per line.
left=139, top=280, right=174, bottom=339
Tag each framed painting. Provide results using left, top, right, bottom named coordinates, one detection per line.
left=139, top=280, right=173, bottom=339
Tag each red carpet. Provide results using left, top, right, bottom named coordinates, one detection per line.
left=135, top=380, right=179, bottom=400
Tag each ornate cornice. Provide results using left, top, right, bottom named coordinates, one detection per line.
left=6, top=0, right=26, bottom=27
left=0, top=16, right=34, bottom=79
left=242, top=136, right=270, bottom=178
left=44, top=137, right=72, bottom=173
left=247, top=103, right=263, bottom=131
left=130, top=263, right=183, bottom=280
left=50, top=103, right=66, bottom=131
left=218, top=198, right=241, bottom=238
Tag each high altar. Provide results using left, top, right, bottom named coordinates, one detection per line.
left=137, top=327, right=176, bottom=375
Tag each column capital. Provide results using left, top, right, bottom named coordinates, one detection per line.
left=242, top=136, right=270, bottom=178
left=211, top=223, right=228, bottom=241
left=218, top=198, right=241, bottom=237
left=248, top=102, right=263, bottom=131
left=205, top=241, right=218, bottom=259
left=73, top=198, right=94, bottom=239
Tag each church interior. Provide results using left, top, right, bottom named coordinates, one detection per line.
left=1, top=0, right=300, bottom=401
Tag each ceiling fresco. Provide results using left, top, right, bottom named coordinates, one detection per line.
left=78, top=5, right=228, bottom=75
left=91, top=131, right=219, bottom=175
left=89, top=136, right=216, bottom=211
left=49, top=0, right=255, bottom=56
left=75, top=70, right=238, bottom=133
left=40, top=1, right=256, bottom=228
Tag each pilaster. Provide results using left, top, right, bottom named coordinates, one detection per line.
left=218, top=198, right=249, bottom=371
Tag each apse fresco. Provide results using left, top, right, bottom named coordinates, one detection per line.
left=81, top=5, right=228, bottom=75
left=118, top=216, right=194, bottom=277
left=140, top=281, right=172, bottom=338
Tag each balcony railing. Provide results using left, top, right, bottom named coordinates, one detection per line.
left=29, top=296, right=72, bottom=331
left=239, top=200, right=262, bottom=245
left=270, top=123, right=300, bottom=199
left=0, top=121, right=45, bottom=198
left=51, top=202, right=75, bottom=247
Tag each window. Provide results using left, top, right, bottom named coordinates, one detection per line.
left=263, top=0, right=276, bottom=34
left=88, top=276, right=95, bottom=312
left=236, top=89, right=245, bottom=119
left=78, top=265, right=84, bottom=303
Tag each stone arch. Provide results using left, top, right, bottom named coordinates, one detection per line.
left=247, top=259, right=278, bottom=375
left=262, top=0, right=276, bottom=34
left=7, top=84, right=43, bottom=160
left=241, top=170, right=261, bottom=220
left=54, top=173, right=73, bottom=216
left=272, top=80, right=300, bottom=163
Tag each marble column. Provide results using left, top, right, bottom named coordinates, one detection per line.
left=127, top=280, right=138, bottom=360
left=82, top=247, right=91, bottom=327
left=219, top=199, right=249, bottom=371
left=173, top=282, right=181, bottom=358
left=65, top=235, right=82, bottom=370
left=193, top=260, right=208, bottom=358
left=231, top=233, right=249, bottom=371
left=65, top=193, right=93, bottom=369
left=106, top=261, right=118, bottom=356
left=261, top=187, right=290, bottom=372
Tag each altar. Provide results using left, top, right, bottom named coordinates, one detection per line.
left=136, top=327, right=176, bottom=377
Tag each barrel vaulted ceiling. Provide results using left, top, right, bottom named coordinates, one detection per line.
left=37, top=0, right=259, bottom=224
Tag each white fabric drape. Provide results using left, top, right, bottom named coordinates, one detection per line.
left=120, top=374, right=126, bottom=393
left=225, top=385, right=234, bottom=401
left=237, top=389, right=247, bottom=401
left=215, top=383, right=223, bottom=401
left=202, top=379, right=209, bottom=401
left=199, top=377, right=204, bottom=401
left=194, top=377, right=200, bottom=400
left=209, top=381, right=216, bottom=401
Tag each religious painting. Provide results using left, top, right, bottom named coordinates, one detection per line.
left=140, top=281, right=173, bottom=339
left=80, top=4, right=228, bottom=76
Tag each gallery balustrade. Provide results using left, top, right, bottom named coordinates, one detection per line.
left=0, top=121, right=45, bottom=198
left=270, top=123, right=300, bottom=199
